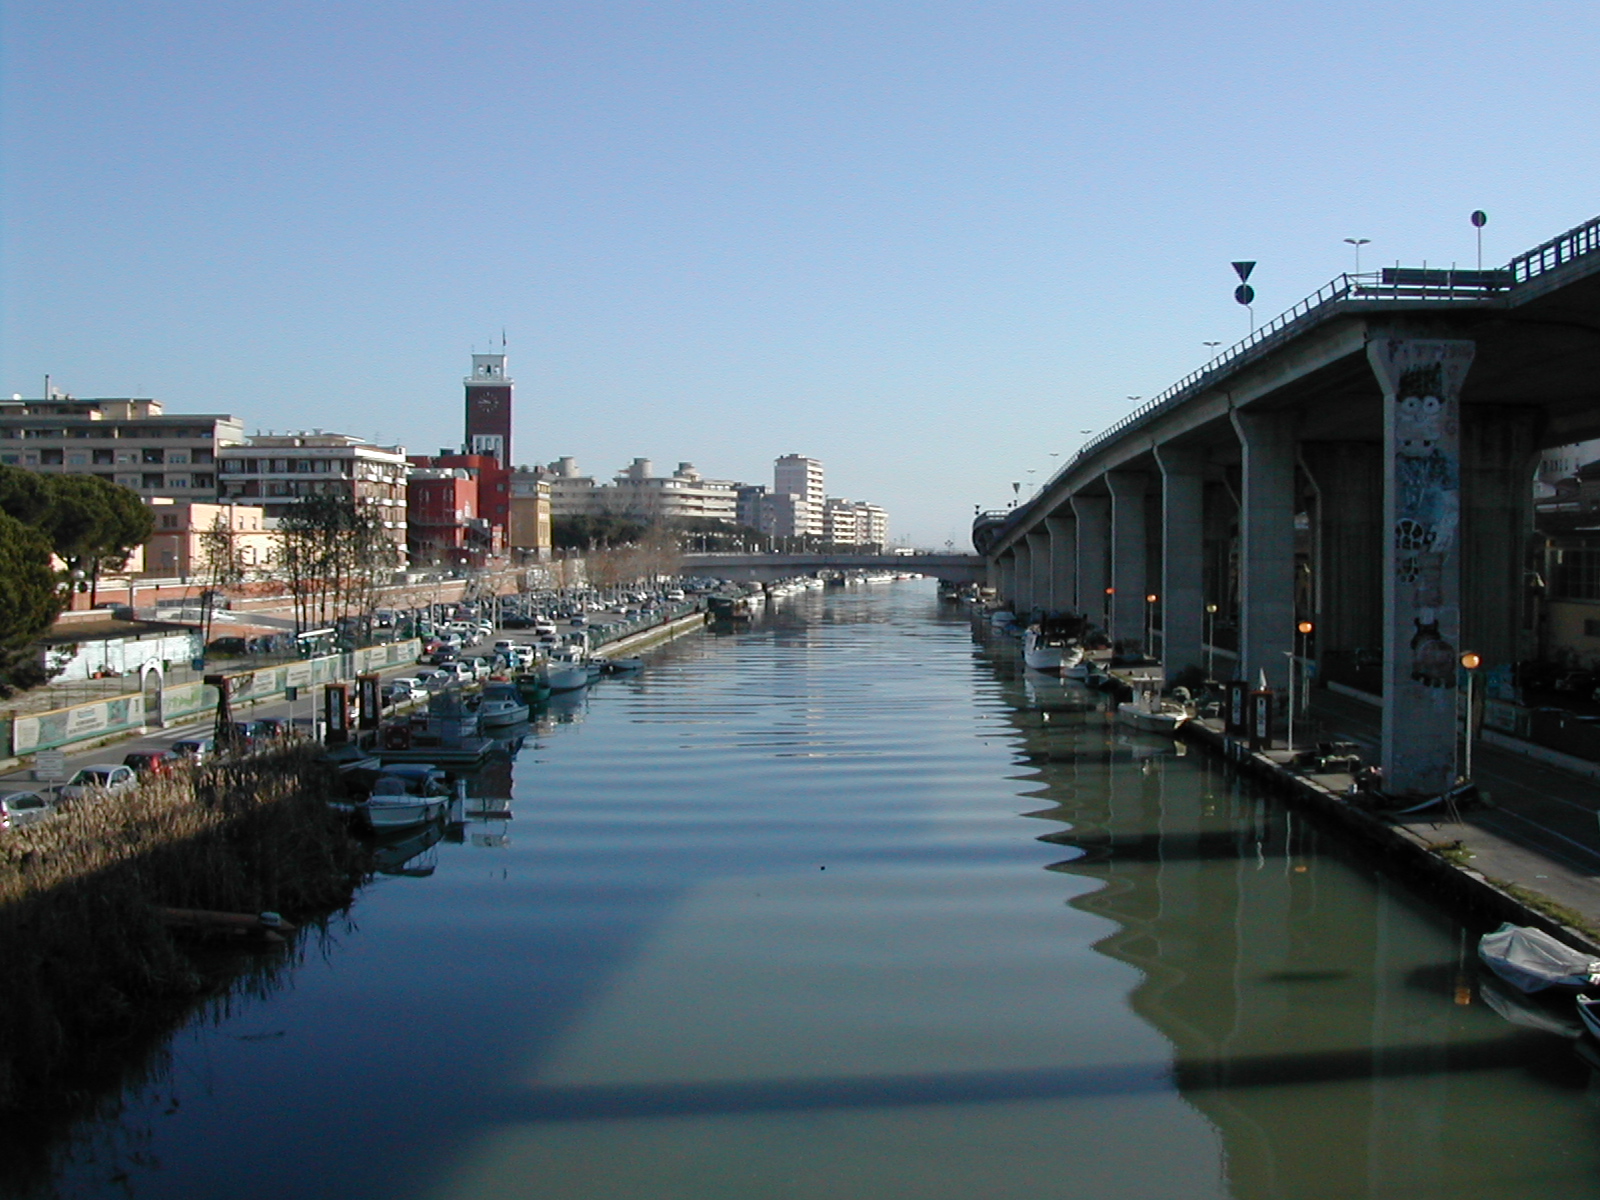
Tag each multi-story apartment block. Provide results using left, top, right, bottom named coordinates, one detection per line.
left=822, top=498, right=888, bottom=550
left=0, top=393, right=242, bottom=501
left=773, top=454, right=824, bottom=538
left=736, top=484, right=772, bottom=533
left=608, top=459, right=738, bottom=523
left=540, top=457, right=602, bottom=516
left=217, top=432, right=408, bottom=553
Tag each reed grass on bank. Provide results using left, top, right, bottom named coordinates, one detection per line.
left=0, top=746, right=369, bottom=1112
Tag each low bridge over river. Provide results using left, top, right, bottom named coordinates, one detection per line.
left=975, top=212, right=1600, bottom=796
left=680, top=552, right=984, bottom=585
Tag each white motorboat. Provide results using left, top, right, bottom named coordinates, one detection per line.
left=1023, top=616, right=1088, bottom=674
left=546, top=644, right=590, bottom=692
left=1479, top=923, right=1600, bottom=994
left=361, top=773, right=449, bottom=830
left=1115, top=689, right=1190, bottom=735
left=477, top=682, right=530, bottom=727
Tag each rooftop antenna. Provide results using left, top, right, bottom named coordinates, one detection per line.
left=501, top=327, right=507, bottom=348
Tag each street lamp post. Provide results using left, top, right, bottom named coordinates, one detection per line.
left=1286, top=620, right=1314, bottom=759
left=1460, top=651, right=1482, bottom=781
left=1104, top=586, right=1114, bottom=636
left=1145, top=593, right=1158, bottom=658
left=1344, top=237, right=1371, bottom=274
left=1205, top=603, right=1219, bottom=682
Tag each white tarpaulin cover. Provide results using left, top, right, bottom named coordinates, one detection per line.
left=1479, top=922, right=1600, bottom=994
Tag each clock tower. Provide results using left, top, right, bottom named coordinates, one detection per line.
left=464, top=351, right=513, bottom=467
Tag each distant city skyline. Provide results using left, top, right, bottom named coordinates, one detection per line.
left=5, top=2, right=1597, bottom=547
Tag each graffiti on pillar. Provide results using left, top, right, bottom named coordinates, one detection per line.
left=1368, top=337, right=1475, bottom=793
left=1390, top=361, right=1462, bottom=686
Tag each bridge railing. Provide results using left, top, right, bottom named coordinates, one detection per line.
left=1508, top=213, right=1600, bottom=284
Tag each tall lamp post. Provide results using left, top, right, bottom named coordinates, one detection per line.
left=1460, top=651, right=1482, bottom=781
left=1285, top=620, right=1314, bottom=758
left=1204, top=603, right=1219, bottom=682
left=1104, top=586, right=1114, bottom=637
left=1145, top=593, right=1158, bottom=659
left=1343, top=237, right=1371, bottom=274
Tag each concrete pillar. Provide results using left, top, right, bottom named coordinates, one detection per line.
left=996, top=551, right=1016, bottom=609
left=1046, top=514, right=1077, bottom=612
left=1030, top=531, right=1056, bottom=614
left=1156, top=445, right=1206, bottom=681
left=1369, top=337, right=1476, bottom=796
left=1301, top=443, right=1383, bottom=677
left=1072, top=494, right=1111, bottom=631
left=1106, top=471, right=1148, bottom=650
left=1014, top=538, right=1034, bottom=613
left=1462, top=407, right=1543, bottom=672
left=1230, top=409, right=1297, bottom=690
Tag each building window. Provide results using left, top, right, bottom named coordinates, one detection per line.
left=169, top=476, right=189, bottom=488
left=93, top=448, right=114, bottom=464
left=1554, top=547, right=1600, bottom=602
left=168, top=452, right=189, bottom=464
left=142, top=448, right=165, bottom=464
left=193, top=473, right=215, bottom=488
left=39, top=449, right=63, bottom=465
left=161, top=514, right=179, bottom=529
left=193, top=448, right=214, bottom=463
left=67, top=453, right=87, bottom=466
left=141, top=473, right=163, bottom=488
left=0, top=455, right=17, bottom=465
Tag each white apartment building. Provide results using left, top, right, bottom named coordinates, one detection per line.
left=217, top=432, right=409, bottom=552
left=0, top=394, right=242, bottom=501
left=773, top=454, right=825, bottom=538
left=823, top=498, right=889, bottom=550
left=540, top=457, right=739, bottom=524
left=609, top=459, right=738, bottom=523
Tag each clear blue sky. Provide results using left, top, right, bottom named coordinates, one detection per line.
left=4, top=1, right=1596, bottom=547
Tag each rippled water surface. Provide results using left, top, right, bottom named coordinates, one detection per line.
left=24, top=583, right=1600, bottom=1198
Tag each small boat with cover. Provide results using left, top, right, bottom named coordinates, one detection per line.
left=1478, top=922, right=1600, bottom=994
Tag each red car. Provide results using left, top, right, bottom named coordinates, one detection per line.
left=123, top=749, right=179, bottom=778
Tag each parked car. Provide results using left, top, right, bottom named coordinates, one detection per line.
left=123, top=749, right=179, bottom=778
left=57, top=764, right=138, bottom=802
left=206, top=636, right=250, bottom=657
left=0, top=790, right=57, bottom=830
left=170, top=736, right=216, bottom=763
left=254, top=717, right=292, bottom=741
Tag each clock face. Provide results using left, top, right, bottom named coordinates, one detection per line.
left=473, top=392, right=502, bottom=411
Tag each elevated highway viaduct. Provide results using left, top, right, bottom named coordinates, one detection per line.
left=975, top=213, right=1600, bottom=796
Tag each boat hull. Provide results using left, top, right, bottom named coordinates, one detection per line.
left=362, top=797, right=448, bottom=830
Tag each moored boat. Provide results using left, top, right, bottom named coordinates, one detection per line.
left=1022, top=615, right=1088, bottom=674
left=477, top=682, right=531, bottom=727
left=1114, top=688, right=1190, bottom=735
left=1479, top=923, right=1600, bottom=994
left=360, top=771, right=450, bottom=831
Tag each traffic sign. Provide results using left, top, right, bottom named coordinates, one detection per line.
left=35, top=751, right=66, bottom=782
left=1471, top=210, right=1487, bottom=228
left=1232, top=261, right=1256, bottom=282
left=1235, top=284, right=1255, bottom=306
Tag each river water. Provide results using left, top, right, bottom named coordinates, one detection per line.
left=19, top=581, right=1600, bottom=1199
